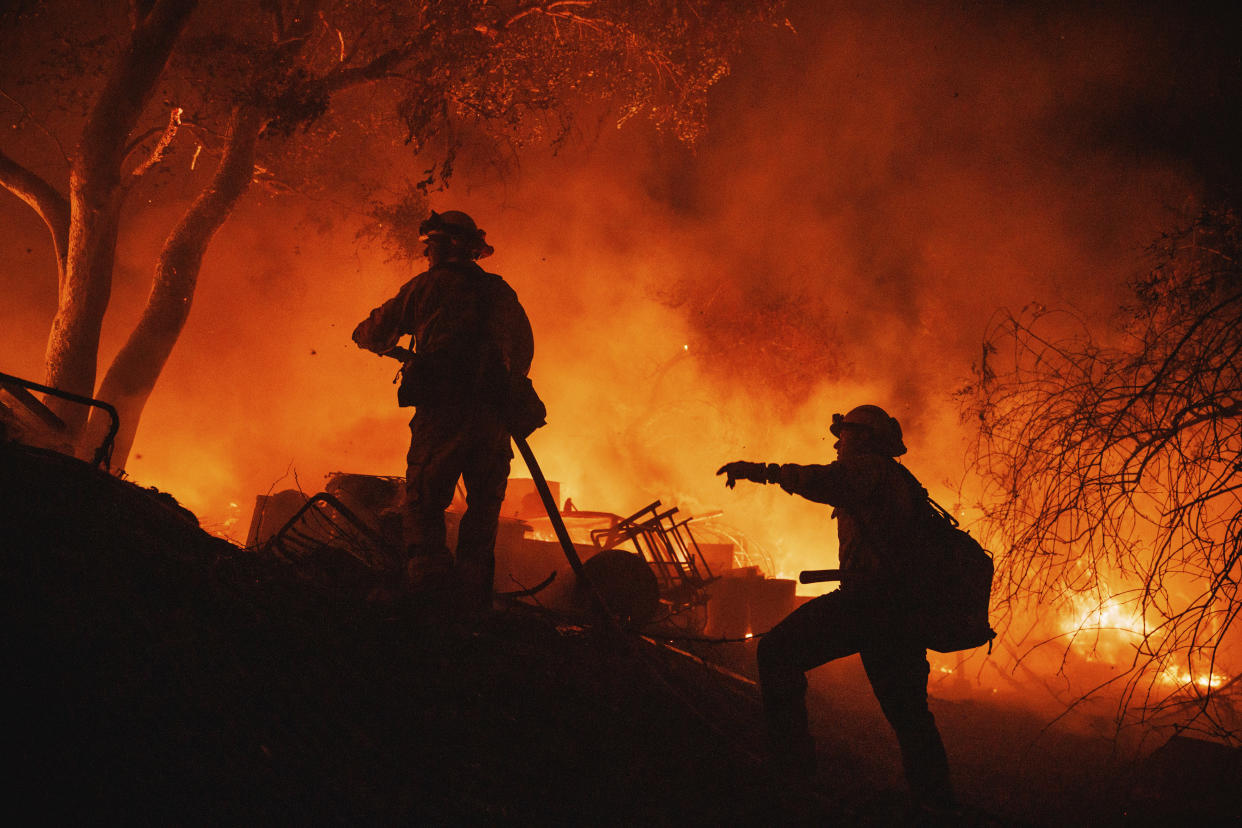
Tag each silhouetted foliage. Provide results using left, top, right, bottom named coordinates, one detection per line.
left=0, top=0, right=781, bottom=465
left=964, top=207, right=1242, bottom=741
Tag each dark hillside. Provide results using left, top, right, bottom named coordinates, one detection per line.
left=3, top=440, right=1239, bottom=825
left=1, top=442, right=808, bottom=824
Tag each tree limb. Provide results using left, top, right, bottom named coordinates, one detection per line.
left=78, top=0, right=198, bottom=175
left=90, top=105, right=266, bottom=467
left=44, top=0, right=199, bottom=434
left=504, top=1, right=598, bottom=30
left=0, top=147, right=70, bottom=277
left=127, top=106, right=184, bottom=179
left=0, top=86, right=69, bottom=166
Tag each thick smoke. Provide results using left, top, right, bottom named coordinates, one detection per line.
left=0, top=1, right=1210, bottom=540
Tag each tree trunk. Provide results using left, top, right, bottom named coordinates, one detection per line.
left=41, top=0, right=198, bottom=441
left=87, top=107, right=265, bottom=470
left=44, top=175, right=124, bottom=435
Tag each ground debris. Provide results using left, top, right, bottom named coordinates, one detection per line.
left=6, top=441, right=1237, bottom=825
left=1, top=442, right=812, bottom=824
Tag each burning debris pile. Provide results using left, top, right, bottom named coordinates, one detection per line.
left=245, top=469, right=797, bottom=638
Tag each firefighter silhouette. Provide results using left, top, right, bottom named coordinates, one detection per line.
left=718, top=405, right=956, bottom=813
left=353, top=211, right=533, bottom=609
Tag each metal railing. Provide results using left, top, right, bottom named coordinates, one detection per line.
left=0, top=370, right=120, bottom=469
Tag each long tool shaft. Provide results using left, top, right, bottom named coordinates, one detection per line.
left=512, top=434, right=615, bottom=624
left=512, top=434, right=585, bottom=576
left=798, top=568, right=841, bottom=584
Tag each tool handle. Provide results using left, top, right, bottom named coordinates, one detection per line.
left=798, top=569, right=841, bottom=584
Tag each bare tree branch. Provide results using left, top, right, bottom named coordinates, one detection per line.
left=0, top=86, right=70, bottom=167
left=964, top=207, right=1242, bottom=742
left=127, top=106, right=184, bottom=179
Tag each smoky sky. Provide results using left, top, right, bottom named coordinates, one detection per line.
left=617, top=0, right=1242, bottom=438
left=2, top=0, right=1241, bottom=701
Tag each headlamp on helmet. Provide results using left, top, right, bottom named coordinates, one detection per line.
left=418, top=210, right=494, bottom=259
left=829, top=404, right=907, bottom=457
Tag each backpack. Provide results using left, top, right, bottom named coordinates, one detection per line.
left=911, top=495, right=997, bottom=653
left=890, top=465, right=996, bottom=653
left=396, top=349, right=545, bottom=437
left=395, top=264, right=545, bottom=437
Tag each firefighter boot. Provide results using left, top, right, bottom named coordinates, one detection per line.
left=405, top=552, right=457, bottom=595
left=456, top=559, right=495, bottom=617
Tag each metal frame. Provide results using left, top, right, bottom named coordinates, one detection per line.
left=0, top=370, right=120, bottom=469
left=589, top=500, right=716, bottom=600
left=263, top=491, right=397, bottom=570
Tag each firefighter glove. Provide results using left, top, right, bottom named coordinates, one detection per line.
left=716, top=461, right=778, bottom=489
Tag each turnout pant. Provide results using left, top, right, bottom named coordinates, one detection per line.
left=757, top=588, right=953, bottom=807
left=403, top=402, right=512, bottom=592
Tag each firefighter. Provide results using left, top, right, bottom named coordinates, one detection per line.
left=717, top=404, right=956, bottom=813
left=353, top=210, right=533, bottom=609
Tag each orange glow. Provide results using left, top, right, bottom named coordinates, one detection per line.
left=1159, top=667, right=1228, bottom=690
left=3, top=1, right=1237, bottom=717
left=1062, top=592, right=1148, bottom=657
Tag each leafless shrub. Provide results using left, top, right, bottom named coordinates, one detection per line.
left=963, top=207, right=1242, bottom=743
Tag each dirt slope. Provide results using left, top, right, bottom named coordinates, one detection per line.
left=3, top=441, right=1238, bottom=825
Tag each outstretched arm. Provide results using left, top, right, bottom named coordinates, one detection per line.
left=716, top=461, right=780, bottom=489
left=718, top=461, right=844, bottom=505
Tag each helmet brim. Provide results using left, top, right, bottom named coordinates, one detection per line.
left=419, top=230, right=494, bottom=259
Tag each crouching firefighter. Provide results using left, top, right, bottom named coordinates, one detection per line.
left=352, top=210, right=536, bottom=610
left=717, top=405, right=956, bottom=814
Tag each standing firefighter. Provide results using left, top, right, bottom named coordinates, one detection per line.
left=717, top=404, right=956, bottom=814
left=353, top=210, right=534, bottom=610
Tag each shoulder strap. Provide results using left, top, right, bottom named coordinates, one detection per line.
left=894, top=463, right=959, bottom=528
left=893, top=462, right=929, bottom=504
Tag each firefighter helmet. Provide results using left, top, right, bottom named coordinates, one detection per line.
left=418, top=210, right=494, bottom=259
left=830, top=404, right=907, bottom=457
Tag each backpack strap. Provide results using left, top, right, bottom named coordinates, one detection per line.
left=894, top=462, right=959, bottom=528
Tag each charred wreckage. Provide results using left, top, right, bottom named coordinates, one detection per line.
left=1, top=368, right=796, bottom=638
left=245, top=470, right=795, bottom=638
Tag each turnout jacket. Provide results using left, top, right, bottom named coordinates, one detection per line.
left=353, top=261, right=533, bottom=404
left=774, top=454, right=923, bottom=592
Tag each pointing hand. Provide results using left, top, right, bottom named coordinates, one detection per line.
left=716, top=461, right=767, bottom=489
